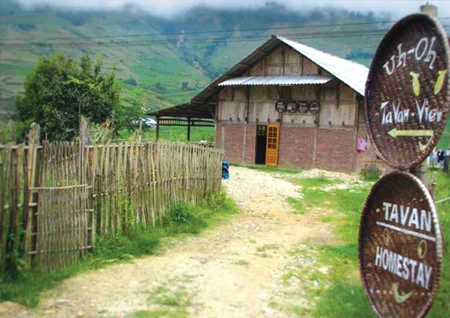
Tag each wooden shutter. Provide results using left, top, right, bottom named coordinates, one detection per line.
left=265, top=125, right=280, bottom=167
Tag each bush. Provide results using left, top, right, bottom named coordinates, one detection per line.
left=94, top=226, right=161, bottom=261
left=360, top=166, right=381, bottom=181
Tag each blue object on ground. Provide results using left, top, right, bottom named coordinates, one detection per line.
left=222, top=160, right=230, bottom=179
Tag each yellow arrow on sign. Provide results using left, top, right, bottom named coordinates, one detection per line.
left=388, top=128, right=434, bottom=138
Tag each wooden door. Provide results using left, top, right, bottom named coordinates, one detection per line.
left=265, top=125, right=280, bottom=167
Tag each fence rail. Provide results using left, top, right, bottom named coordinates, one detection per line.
left=0, top=141, right=223, bottom=272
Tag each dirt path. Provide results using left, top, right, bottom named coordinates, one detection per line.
left=11, top=166, right=337, bottom=318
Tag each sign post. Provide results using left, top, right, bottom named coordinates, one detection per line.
left=365, top=14, right=449, bottom=170
left=359, top=171, right=443, bottom=317
left=360, top=13, right=448, bottom=318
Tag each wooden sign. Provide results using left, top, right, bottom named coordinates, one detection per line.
left=365, top=14, right=449, bottom=169
left=359, top=171, right=443, bottom=318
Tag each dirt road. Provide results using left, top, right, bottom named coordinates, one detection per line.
left=10, top=166, right=337, bottom=318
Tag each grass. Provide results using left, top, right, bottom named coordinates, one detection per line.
left=0, top=191, right=239, bottom=308
left=116, top=126, right=215, bottom=143
left=130, top=279, right=195, bottom=318
left=282, top=171, right=450, bottom=318
left=234, top=259, right=250, bottom=266
left=428, top=170, right=450, bottom=317
left=276, top=175, right=377, bottom=317
left=245, top=165, right=303, bottom=174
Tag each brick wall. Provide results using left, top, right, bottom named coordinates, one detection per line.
left=279, top=126, right=315, bottom=169
left=316, top=129, right=356, bottom=173
left=245, top=124, right=256, bottom=163
left=215, top=123, right=246, bottom=163
left=216, top=122, right=374, bottom=173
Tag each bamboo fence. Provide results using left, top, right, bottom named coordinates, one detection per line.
left=0, top=141, right=223, bottom=272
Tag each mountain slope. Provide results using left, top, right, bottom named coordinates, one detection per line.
left=0, top=0, right=404, bottom=122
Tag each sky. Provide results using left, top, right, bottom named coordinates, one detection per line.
left=16, top=0, right=450, bottom=19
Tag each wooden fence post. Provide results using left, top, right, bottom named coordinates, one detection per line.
left=96, top=175, right=102, bottom=237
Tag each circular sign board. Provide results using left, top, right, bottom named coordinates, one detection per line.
left=298, top=102, right=308, bottom=113
left=365, top=14, right=450, bottom=170
left=275, top=100, right=286, bottom=112
left=309, top=101, right=320, bottom=114
left=359, top=171, right=443, bottom=318
left=287, top=101, right=298, bottom=112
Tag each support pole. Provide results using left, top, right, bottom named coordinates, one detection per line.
left=187, top=118, right=191, bottom=142
left=410, top=162, right=434, bottom=197
left=156, top=117, right=160, bottom=141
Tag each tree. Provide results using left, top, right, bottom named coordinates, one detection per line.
left=15, top=53, right=122, bottom=141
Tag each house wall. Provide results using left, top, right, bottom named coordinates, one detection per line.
left=278, top=126, right=315, bottom=169
left=215, top=122, right=256, bottom=164
left=215, top=44, right=374, bottom=173
left=316, top=128, right=356, bottom=173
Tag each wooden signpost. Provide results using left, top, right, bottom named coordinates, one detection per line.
left=365, top=14, right=449, bottom=169
left=359, top=171, right=443, bottom=317
left=360, top=13, right=449, bottom=318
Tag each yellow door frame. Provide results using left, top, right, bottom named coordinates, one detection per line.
left=265, top=124, right=280, bottom=167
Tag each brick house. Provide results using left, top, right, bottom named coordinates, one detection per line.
left=151, top=35, right=378, bottom=173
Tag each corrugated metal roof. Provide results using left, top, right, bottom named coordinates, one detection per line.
left=150, top=35, right=369, bottom=119
left=277, top=36, right=369, bottom=95
left=218, top=75, right=332, bottom=86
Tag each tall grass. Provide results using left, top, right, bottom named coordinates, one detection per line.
left=0, top=191, right=238, bottom=307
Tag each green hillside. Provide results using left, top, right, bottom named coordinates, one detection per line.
left=0, top=1, right=387, bottom=119
left=0, top=1, right=449, bottom=147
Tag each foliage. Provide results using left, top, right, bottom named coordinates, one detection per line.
left=14, top=53, right=125, bottom=141
left=94, top=226, right=162, bottom=261
left=360, top=167, right=381, bottom=182
left=161, top=191, right=237, bottom=235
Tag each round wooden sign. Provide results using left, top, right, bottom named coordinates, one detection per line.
left=359, top=171, right=443, bottom=318
left=365, top=14, right=450, bottom=169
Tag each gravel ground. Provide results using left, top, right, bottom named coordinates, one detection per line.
left=3, top=166, right=340, bottom=318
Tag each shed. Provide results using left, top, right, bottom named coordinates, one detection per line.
left=150, top=35, right=378, bottom=173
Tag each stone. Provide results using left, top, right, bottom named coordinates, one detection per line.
left=56, top=299, right=70, bottom=305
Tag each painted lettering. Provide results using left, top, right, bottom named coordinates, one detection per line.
left=383, top=201, right=432, bottom=232
left=383, top=201, right=392, bottom=220
left=397, top=43, right=407, bottom=68
left=380, top=101, right=411, bottom=125
left=423, top=36, right=437, bottom=70
left=400, top=205, right=410, bottom=226
left=383, top=37, right=438, bottom=75
left=383, top=56, right=396, bottom=75
left=374, top=247, right=433, bottom=290
left=408, top=208, right=420, bottom=229
left=416, top=98, right=443, bottom=124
